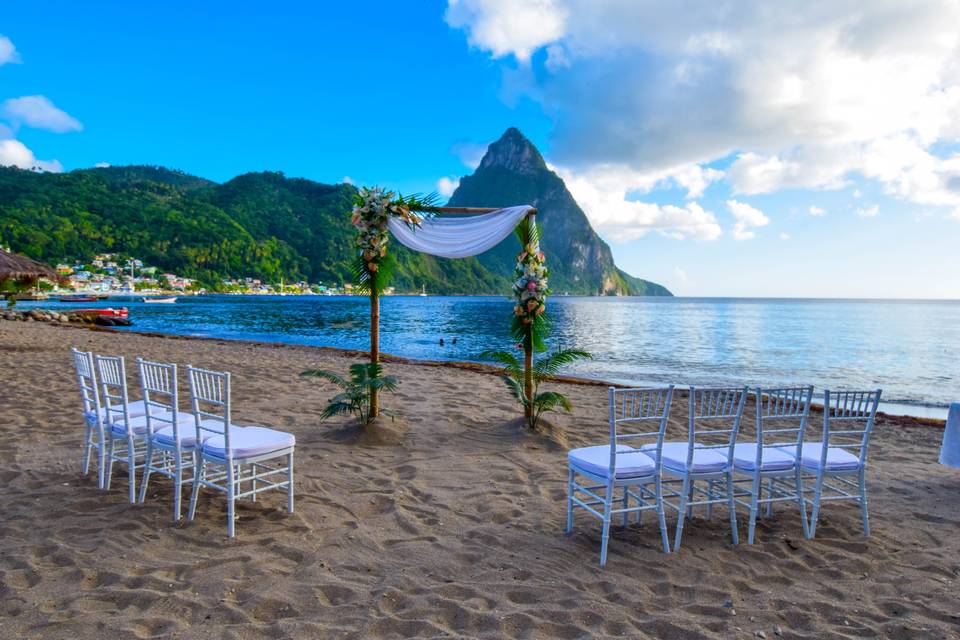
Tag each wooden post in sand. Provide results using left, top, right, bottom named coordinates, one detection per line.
left=370, top=280, right=380, bottom=419
left=523, top=209, right=536, bottom=422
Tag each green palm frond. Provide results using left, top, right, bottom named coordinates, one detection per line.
left=534, top=390, right=573, bottom=414
left=299, top=368, right=349, bottom=387
left=534, top=347, right=592, bottom=378
left=479, top=350, right=524, bottom=377
left=499, top=373, right=528, bottom=404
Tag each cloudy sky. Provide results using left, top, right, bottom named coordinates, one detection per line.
left=3, top=1, right=960, bottom=298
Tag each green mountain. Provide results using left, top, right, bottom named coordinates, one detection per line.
left=448, top=128, right=671, bottom=296
left=0, top=128, right=670, bottom=296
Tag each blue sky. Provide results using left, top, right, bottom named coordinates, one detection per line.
left=2, top=1, right=959, bottom=298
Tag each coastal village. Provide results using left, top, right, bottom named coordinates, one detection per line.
left=40, top=252, right=368, bottom=296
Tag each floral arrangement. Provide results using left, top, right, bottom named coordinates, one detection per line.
left=351, top=186, right=422, bottom=278
left=349, top=187, right=436, bottom=294
left=509, top=219, right=550, bottom=352
left=512, top=241, right=549, bottom=325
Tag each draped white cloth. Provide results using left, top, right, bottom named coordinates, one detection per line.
left=387, top=205, right=533, bottom=259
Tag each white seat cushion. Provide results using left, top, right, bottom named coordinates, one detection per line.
left=648, top=442, right=730, bottom=474
left=568, top=444, right=656, bottom=479
left=731, top=443, right=797, bottom=472
left=85, top=399, right=148, bottom=424
left=202, top=426, right=295, bottom=459
left=151, top=414, right=203, bottom=447
left=778, top=442, right=861, bottom=471
left=111, top=410, right=184, bottom=437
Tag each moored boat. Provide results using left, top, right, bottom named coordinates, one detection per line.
left=142, top=296, right=177, bottom=304
left=74, top=307, right=132, bottom=326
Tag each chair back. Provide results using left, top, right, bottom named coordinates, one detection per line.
left=95, top=354, right=132, bottom=434
left=687, top=386, right=749, bottom=463
left=136, top=358, right=179, bottom=439
left=608, top=386, right=674, bottom=475
left=71, top=347, right=102, bottom=425
left=822, top=389, right=881, bottom=464
left=187, top=365, right=232, bottom=455
left=754, top=385, right=813, bottom=465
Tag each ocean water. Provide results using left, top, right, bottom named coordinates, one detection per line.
left=23, top=295, right=959, bottom=419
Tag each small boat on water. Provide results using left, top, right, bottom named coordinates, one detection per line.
left=74, top=307, right=132, bottom=326
left=58, top=296, right=99, bottom=303
left=142, top=296, right=177, bottom=304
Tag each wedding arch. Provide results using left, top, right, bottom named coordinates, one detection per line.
left=349, top=188, right=547, bottom=419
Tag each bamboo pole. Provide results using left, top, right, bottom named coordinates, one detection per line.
left=523, top=210, right=536, bottom=422
left=370, top=282, right=380, bottom=419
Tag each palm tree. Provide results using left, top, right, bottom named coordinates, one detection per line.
left=481, top=346, right=591, bottom=430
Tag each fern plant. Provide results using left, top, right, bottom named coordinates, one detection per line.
left=300, top=362, right=398, bottom=426
left=481, top=346, right=592, bottom=430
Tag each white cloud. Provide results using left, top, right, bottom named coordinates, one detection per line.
left=447, top=0, right=960, bottom=218
left=342, top=175, right=354, bottom=185
left=556, top=164, right=722, bottom=241
left=0, top=36, right=19, bottom=66
left=450, top=141, right=487, bottom=170
left=445, top=0, right=567, bottom=63
left=808, top=205, right=826, bottom=217
left=2, top=95, right=83, bottom=133
left=436, top=176, right=460, bottom=197
left=94, top=162, right=111, bottom=168
left=673, top=266, right=688, bottom=283
left=726, top=199, right=770, bottom=240
left=852, top=189, right=862, bottom=198
left=0, top=139, right=63, bottom=172
left=779, top=232, right=791, bottom=240
left=856, top=204, right=880, bottom=218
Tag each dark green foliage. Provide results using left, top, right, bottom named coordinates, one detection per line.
left=480, top=346, right=593, bottom=429
left=300, top=363, right=398, bottom=425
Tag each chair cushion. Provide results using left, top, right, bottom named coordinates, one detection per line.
left=150, top=414, right=203, bottom=447
left=85, top=399, right=148, bottom=424
left=648, top=442, right=730, bottom=474
left=111, top=410, right=184, bottom=437
left=202, top=426, right=295, bottom=459
left=731, top=443, right=797, bottom=472
left=568, top=444, right=656, bottom=479
left=777, top=442, right=861, bottom=471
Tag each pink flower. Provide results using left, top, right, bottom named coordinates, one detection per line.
left=526, top=280, right=537, bottom=291
left=368, top=262, right=378, bottom=273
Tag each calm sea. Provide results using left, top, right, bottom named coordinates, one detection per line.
left=25, top=295, right=959, bottom=419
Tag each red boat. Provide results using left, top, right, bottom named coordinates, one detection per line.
left=75, top=307, right=129, bottom=319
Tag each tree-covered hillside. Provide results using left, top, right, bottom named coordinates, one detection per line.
left=0, top=129, right=671, bottom=296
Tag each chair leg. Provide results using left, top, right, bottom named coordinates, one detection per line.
left=126, top=436, right=137, bottom=504
left=226, top=461, right=236, bottom=538
left=565, top=467, right=575, bottom=534
left=599, top=482, right=613, bottom=566
left=686, top=480, right=695, bottom=518
left=173, top=450, right=183, bottom=522
left=104, top=437, right=116, bottom=490
left=765, top=478, right=775, bottom=517
left=727, top=472, right=739, bottom=546
left=286, top=452, right=294, bottom=514
left=809, top=472, right=825, bottom=538
left=674, top=475, right=691, bottom=551
left=251, top=463, right=257, bottom=503
left=621, top=489, right=629, bottom=527
left=858, top=469, right=869, bottom=537
left=655, top=477, right=670, bottom=554
left=82, top=423, right=93, bottom=475
left=97, top=440, right=106, bottom=490
left=138, top=443, right=154, bottom=504
left=188, top=458, right=204, bottom=522
left=748, top=474, right=761, bottom=544
left=795, top=467, right=810, bottom=539
left=706, top=479, right=714, bottom=520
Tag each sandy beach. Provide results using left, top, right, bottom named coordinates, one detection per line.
left=1, top=320, right=958, bottom=639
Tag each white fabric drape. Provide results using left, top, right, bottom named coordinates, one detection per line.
left=387, top=205, right=533, bottom=259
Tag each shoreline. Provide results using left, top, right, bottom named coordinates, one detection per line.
left=67, top=321, right=946, bottom=427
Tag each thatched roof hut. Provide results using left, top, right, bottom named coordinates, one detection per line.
left=0, top=248, right=57, bottom=282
